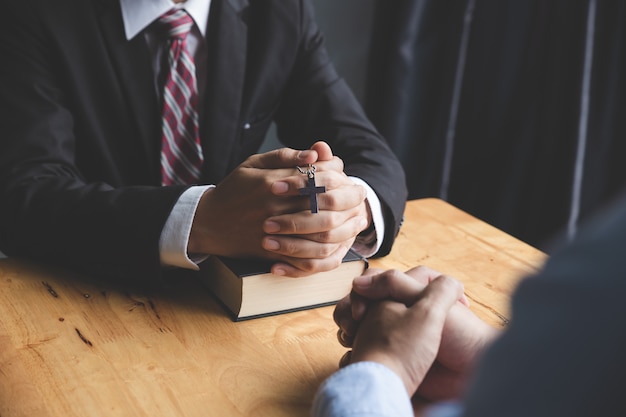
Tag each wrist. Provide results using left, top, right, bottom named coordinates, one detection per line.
left=351, top=351, right=422, bottom=395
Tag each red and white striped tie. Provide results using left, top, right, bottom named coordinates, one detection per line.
left=157, top=9, right=204, bottom=186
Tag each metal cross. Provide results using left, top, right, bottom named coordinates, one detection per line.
left=298, top=166, right=326, bottom=213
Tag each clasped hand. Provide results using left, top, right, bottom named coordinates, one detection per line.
left=333, top=266, right=498, bottom=401
left=188, top=141, right=370, bottom=277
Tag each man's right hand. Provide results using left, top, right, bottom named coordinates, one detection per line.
left=187, top=147, right=320, bottom=262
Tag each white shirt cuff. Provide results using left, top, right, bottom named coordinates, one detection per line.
left=349, top=176, right=385, bottom=258
left=159, top=185, right=214, bottom=270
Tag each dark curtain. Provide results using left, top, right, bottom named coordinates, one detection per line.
left=366, top=0, right=626, bottom=251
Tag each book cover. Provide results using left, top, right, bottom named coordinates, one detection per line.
left=202, top=249, right=368, bottom=321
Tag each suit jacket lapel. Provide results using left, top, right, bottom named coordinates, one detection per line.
left=202, top=0, right=249, bottom=183
left=97, top=0, right=161, bottom=182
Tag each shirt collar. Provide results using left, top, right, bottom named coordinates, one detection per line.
left=119, top=0, right=211, bottom=40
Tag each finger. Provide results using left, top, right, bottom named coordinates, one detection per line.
left=333, top=294, right=352, bottom=328
left=409, top=275, right=464, bottom=319
left=268, top=245, right=349, bottom=277
left=244, top=147, right=318, bottom=169
left=317, top=184, right=367, bottom=212
left=263, top=191, right=366, bottom=234
left=270, top=167, right=351, bottom=196
left=404, top=265, right=444, bottom=286
left=310, top=141, right=333, bottom=161
left=362, top=267, right=385, bottom=276
left=339, top=350, right=352, bottom=368
left=350, top=291, right=369, bottom=322
left=333, top=293, right=353, bottom=325
left=337, top=328, right=354, bottom=348
left=265, top=215, right=367, bottom=245
left=262, top=234, right=344, bottom=258
left=405, top=265, right=470, bottom=307
left=263, top=208, right=358, bottom=237
left=313, top=156, right=344, bottom=173
left=333, top=293, right=361, bottom=338
left=351, top=269, right=426, bottom=305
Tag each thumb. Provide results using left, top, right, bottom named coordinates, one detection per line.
left=244, top=147, right=318, bottom=169
left=409, top=275, right=464, bottom=318
left=352, top=269, right=426, bottom=305
left=310, top=141, right=333, bottom=161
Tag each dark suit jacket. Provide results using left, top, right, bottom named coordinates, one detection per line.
left=463, top=192, right=626, bottom=416
left=0, top=0, right=407, bottom=282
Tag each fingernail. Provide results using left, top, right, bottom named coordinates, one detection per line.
left=359, top=217, right=368, bottom=230
left=273, top=266, right=286, bottom=276
left=272, top=181, right=289, bottom=194
left=297, top=150, right=313, bottom=161
left=353, top=274, right=372, bottom=288
left=263, top=238, right=280, bottom=250
left=264, top=221, right=280, bottom=233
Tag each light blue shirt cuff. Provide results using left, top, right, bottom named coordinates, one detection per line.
left=159, top=185, right=214, bottom=270
left=423, top=402, right=464, bottom=417
left=348, top=177, right=384, bottom=258
left=311, top=361, right=413, bottom=417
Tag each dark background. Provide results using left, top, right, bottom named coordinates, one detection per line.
left=261, top=0, right=376, bottom=151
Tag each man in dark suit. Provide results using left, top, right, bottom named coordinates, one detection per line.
left=0, top=0, right=406, bottom=283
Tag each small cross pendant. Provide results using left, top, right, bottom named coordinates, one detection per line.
left=298, top=170, right=326, bottom=213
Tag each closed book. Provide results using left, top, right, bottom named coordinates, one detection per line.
left=202, top=249, right=368, bottom=321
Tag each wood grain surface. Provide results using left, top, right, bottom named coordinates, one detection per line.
left=0, top=198, right=547, bottom=417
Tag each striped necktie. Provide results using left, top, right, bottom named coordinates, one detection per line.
left=157, top=9, right=204, bottom=186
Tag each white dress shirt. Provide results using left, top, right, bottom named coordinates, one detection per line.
left=119, top=0, right=385, bottom=270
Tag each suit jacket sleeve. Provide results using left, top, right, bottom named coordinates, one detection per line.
left=0, top=1, right=184, bottom=284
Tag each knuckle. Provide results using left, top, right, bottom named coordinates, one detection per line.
left=298, top=258, right=316, bottom=272
left=318, top=245, right=334, bottom=258
left=287, top=218, right=299, bottom=233
left=413, top=265, right=434, bottom=277
left=333, top=156, right=345, bottom=172
left=282, top=241, right=299, bottom=256
left=316, top=230, right=332, bottom=242
left=325, top=172, right=342, bottom=188
left=325, top=251, right=343, bottom=269
left=440, top=274, right=464, bottom=293
left=380, top=269, right=404, bottom=285
left=359, top=184, right=367, bottom=200
left=316, top=213, right=334, bottom=230
left=322, top=191, right=337, bottom=208
left=277, top=147, right=292, bottom=161
left=330, top=256, right=342, bottom=269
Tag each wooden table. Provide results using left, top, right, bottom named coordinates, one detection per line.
left=0, top=199, right=546, bottom=417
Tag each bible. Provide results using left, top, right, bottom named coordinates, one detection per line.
left=202, top=249, right=368, bottom=321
